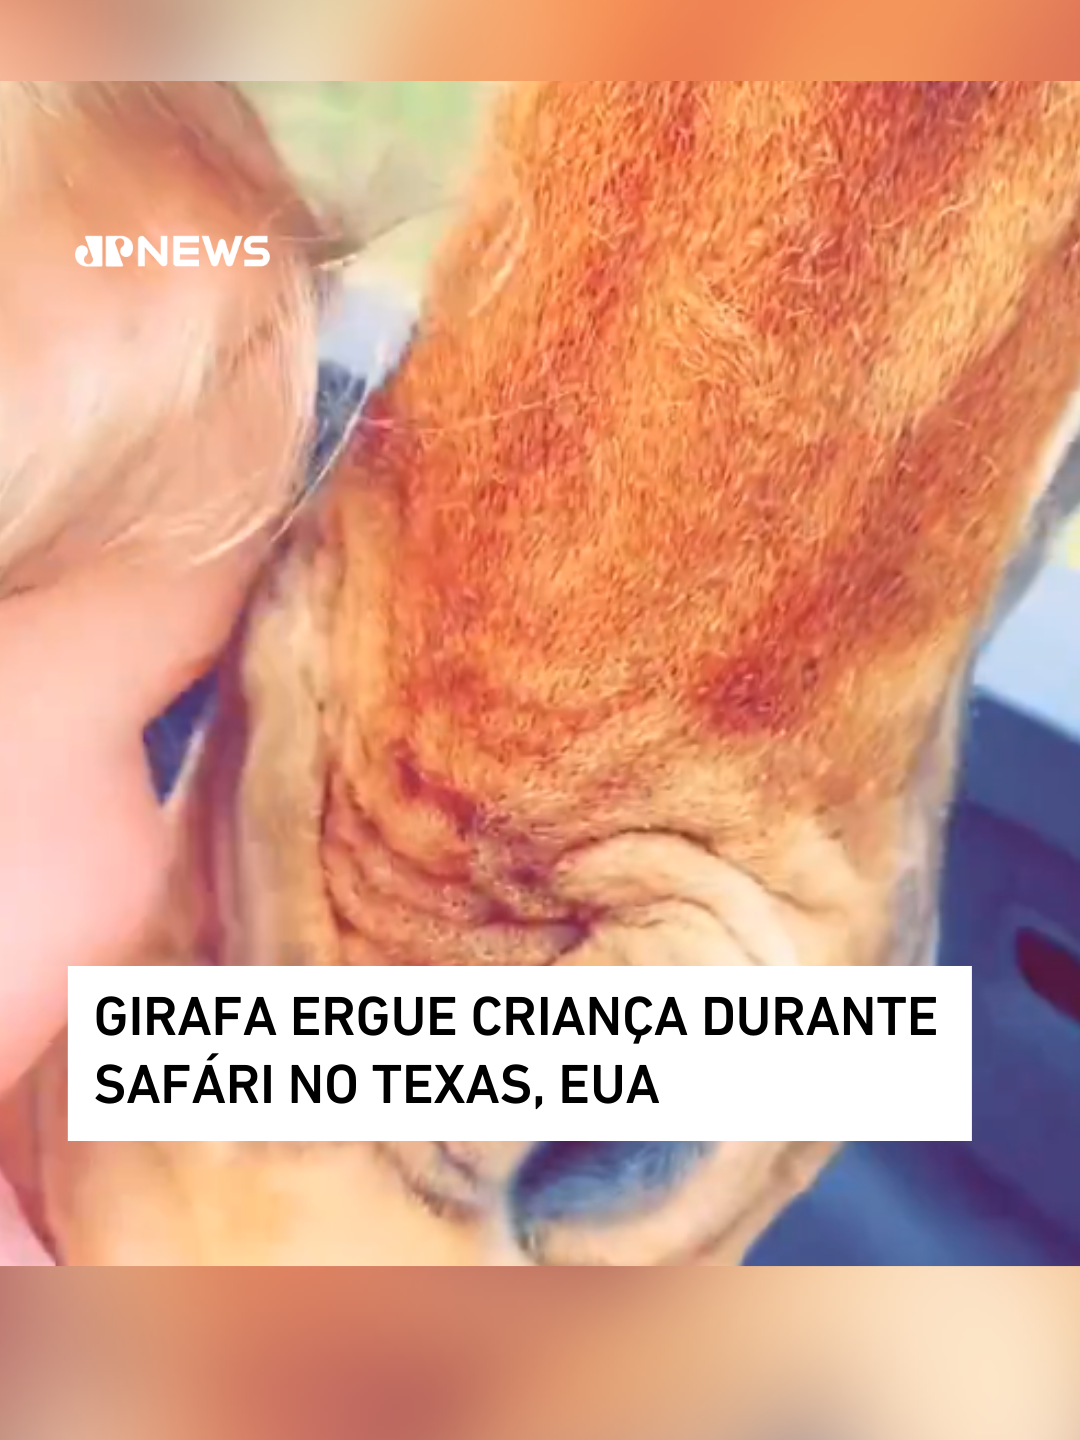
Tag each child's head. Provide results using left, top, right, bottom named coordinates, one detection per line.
left=0, top=81, right=330, bottom=585
left=0, top=83, right=330, bottom=1091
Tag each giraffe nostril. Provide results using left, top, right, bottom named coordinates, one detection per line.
left=509, top=1141, right=715, bottom=1232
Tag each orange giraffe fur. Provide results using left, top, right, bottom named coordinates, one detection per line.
left=31, top=81, right=1080, bottom=1265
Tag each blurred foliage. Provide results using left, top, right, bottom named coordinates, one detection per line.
left=242, top=82, right=486, bottom=288
left=243, top=82, right=481, bottom=189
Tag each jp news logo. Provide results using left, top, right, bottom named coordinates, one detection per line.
left=76, top=235, right=271, bottom=268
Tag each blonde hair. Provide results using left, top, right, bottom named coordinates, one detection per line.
left=0, top=82, right=338, bottom=594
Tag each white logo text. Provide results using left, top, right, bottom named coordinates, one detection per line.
left=76, top=235, right=271, bottom=268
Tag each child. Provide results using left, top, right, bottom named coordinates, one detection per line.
left=0, top=81, right=336, bottom=1260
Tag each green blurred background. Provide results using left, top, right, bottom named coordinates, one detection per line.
left=243, top=82, right=1080, bottom=568
left=243, top=81, right=487, bottom=290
